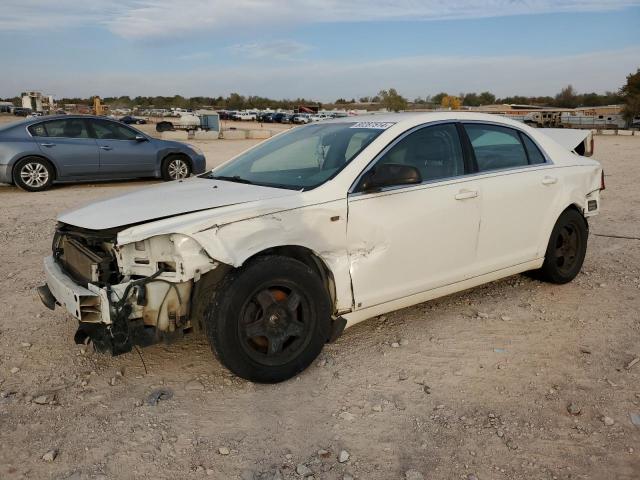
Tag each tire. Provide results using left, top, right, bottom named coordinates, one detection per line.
left=536, top=208, right=588, bottom=284
left=13, top=157, right=54, bottom=192
left=156, top=121, right=173, bottom=132
left=203, top=256, right=331, bottom=383
left=161, top=155, right=192, bottom=181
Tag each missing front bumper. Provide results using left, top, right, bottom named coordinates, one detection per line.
left=41, top=255, right=193, bottom=356
left=43, top=256, right=106, bottom=323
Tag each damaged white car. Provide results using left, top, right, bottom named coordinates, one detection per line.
left=38, top=113, right=604, bottom=383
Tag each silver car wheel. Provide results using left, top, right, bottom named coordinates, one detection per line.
left=20, top=162, right=49, bottom=188
left=168, top=159, right=189, bottom=180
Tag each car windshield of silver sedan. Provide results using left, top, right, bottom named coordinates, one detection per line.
left=208, top=122, right=384, bottom=190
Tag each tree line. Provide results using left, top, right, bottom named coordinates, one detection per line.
left=1, top=68, right=638, bottom=121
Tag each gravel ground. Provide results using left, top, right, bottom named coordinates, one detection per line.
left=0, top=134, right=639, bottom=480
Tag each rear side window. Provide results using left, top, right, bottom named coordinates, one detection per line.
left=521, top=133, right=546, bottom=164
left=92, top=120, right=138, bottom=140
left=28, top=123, right=47, bottom=137
left=43, top=119, right=90, bottom=139
left=464, top=124, right=528, bottom=172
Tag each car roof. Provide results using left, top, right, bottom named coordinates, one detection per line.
left=323, top=111, right=528, bottom=129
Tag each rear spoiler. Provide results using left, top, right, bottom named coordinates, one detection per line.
left=542, top=128, right=594, bottom=157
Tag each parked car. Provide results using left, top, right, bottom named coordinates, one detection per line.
left=293, top=114, right=311, bottom=124
left=266, top=112, right=288, bottom=123
left=119, top=115, right=147, bottom=125
left=0, top=115, right=206, bottom=191
left=257, top=111, right=274, bottom=122
left=234, top=112, right=257, bottom=121
left=37, top=113, right=602, bottom=383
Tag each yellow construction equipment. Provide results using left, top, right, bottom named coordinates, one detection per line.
left=92, top=96, right=105, bottom=116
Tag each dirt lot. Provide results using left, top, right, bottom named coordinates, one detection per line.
left=0, top=133, right=639, bottom=480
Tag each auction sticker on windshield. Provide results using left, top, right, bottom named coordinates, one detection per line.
left=350, top=121, right=395, bottom=129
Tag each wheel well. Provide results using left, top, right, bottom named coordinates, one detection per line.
left=248, top=245, right=337, bottom=308
left=162, top=153, right=191, bottom=169
left=565, top=204, right=589, bottom=230
left=12, top=155, right=57, bottom=182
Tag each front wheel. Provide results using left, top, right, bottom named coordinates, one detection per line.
left=161, top=155, right=192, bottom=181
left=537, top=209, right=588, bottom=284
left=203, top=256, right=331, bottom=383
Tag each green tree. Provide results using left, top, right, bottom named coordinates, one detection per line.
left=478, top=91, right=496, bottom=105
left=463, top=93, right=480, bottom=107
left=554, top=85, right=579, bottom=108
left=620, top=68, right=640, bottom=124
left=378, top=88, right=408, bottom=112
left=226, top=92, right=246, bottom=109
left=431, top=92, right=448, bottom=105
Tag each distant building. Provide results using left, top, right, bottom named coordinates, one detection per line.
left=21, top=91, right=56, bottom=113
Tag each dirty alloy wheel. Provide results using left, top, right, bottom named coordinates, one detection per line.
left=13, top=157, right=54, bottom=192
left=161, top=155, right=191, bottom=181
left=537, top=209, right=588, bottom=284
left=203, top=256, right=331, bottom=383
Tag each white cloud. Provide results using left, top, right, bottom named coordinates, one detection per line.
left=3, top=47, right=637, bottom=100
left=1, top=1, right=638, bottom=38
left=229, top=40, right=311, bottom=60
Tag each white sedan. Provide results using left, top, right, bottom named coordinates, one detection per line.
left=39, top=113, right=603, bottom=383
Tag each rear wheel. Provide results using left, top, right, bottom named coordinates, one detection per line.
left=161, top=155, right=191, bottom=181
left=203, top=256, right=331, bottom=383
left=13, top=157, right=54, bottom=192
left=537, top=209, right=588, bottom=284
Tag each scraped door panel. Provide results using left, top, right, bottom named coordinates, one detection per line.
left=347, top=181, right=481, bottom=310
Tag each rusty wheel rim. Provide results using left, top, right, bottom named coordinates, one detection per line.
left=239, top=284, right=312, bottom=366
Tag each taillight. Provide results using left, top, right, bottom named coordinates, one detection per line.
left=600, top=170, right=605, bottom=190
left=590, top=136, right=594, bottom=156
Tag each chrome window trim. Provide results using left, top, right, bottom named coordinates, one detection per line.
left=348, top=119, right=554, bottom=197
left=348, top=163, right=558, bottom=201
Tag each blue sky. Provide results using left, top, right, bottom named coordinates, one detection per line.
left=0, top=0, right=639, bottom=101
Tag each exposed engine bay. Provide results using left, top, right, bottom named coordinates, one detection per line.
left=48, top=223, right=222, bottom=354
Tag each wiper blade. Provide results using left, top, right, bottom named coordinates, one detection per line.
left=210, top=175, right=255, bottom=185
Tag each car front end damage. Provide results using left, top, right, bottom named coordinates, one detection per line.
left=38, top=223, right=222, bottom=354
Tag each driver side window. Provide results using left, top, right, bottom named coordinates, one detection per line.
left=92, top=120, right=138, bottom=140
left=375, top=123, right=465, bottom=182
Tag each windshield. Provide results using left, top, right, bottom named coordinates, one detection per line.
left=208, top=122, right=385, bottom=190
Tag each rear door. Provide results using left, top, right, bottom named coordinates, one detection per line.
left=89, top=119, right=157, bottom=177
left=32, top=118, right=99, bottom=177
left=462, top=122, right=562, bottom=273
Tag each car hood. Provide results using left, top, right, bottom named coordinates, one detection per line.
left=57, top=177, right=300, bottom=230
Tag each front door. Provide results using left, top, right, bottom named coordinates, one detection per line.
left=347, top=123, right=481, bottom=310
left=89, top=119, right=157, bottom=177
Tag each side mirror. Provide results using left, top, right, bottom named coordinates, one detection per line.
left=135, top=135, right=147, bottom=142
left=358, top=163, right=422, bottom=192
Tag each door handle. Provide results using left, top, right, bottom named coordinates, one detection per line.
left=99, top=146, right=113, bottom=151
left=542, top=176, right=558, bottom=185
left=454, top=189, right=478, bottom=200
left=40, top=143, right=56, bottom=147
